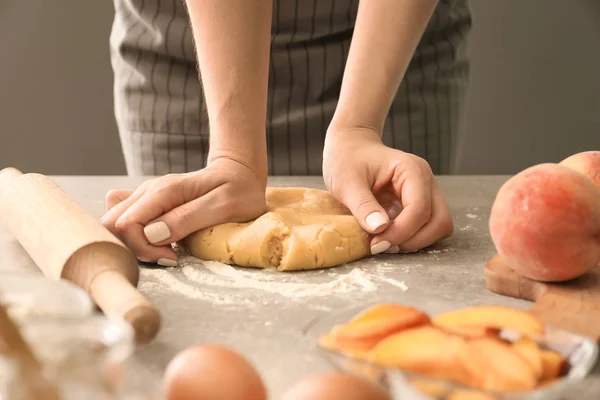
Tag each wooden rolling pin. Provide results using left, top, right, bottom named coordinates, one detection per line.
left=0, top=168, right=161, bottom=344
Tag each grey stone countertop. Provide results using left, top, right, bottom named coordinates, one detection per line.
left=0, top=175, right=598, bottom=399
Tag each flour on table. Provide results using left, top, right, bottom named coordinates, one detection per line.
left=426, top=248, right=452, bottom=254
left=138, top=281, right=160, bottom=291
left=466, top=213, right=480, bottom=220
left=377, top=277, right=409, bottom=292
left=141, top=267, right=248, bottom=305
left=140, top=253, right=411, bottom=306
left=181, top=260, right=376, bottom=297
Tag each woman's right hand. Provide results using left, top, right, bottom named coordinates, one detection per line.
left=100, top=158, right=267, bottom=266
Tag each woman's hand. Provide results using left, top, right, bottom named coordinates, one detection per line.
left=323, top=127, right=453, bottom=255
left=100, top=158, right=267, bottom=266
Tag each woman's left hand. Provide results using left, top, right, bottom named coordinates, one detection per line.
left=322, top=127, right=453, bottom=255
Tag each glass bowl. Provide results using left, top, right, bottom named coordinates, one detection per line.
left=303, top=302, right=599, bottom=400
left=2, top=315, right=137, bottom=399
left=20, top=315, right=135, bottom=367
left=0, top=271, right=93, bottom=322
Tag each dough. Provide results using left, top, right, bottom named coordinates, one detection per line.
left=181, top=187, right=371, bottom=271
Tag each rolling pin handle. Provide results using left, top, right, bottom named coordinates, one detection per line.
left=88, top=270, right=161, bottom=345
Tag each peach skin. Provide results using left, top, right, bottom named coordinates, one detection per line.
left=368, top=326, right=469, bottom=383
left=560, top=150, right=600, bottom=189
left=456, top=338, right=538, bottom=392
left=432, top=305, right=545, bottom=338
left=489, top=163, right=600, bottom=282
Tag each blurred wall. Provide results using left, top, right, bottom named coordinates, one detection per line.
left=0, top=1, right=598, bottom=176
left=0, top=1, right=124, bottom=175
left=456, top=0, right=600, bottom=174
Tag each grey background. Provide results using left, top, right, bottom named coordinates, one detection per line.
left=1, top=1, right=598, bottom=176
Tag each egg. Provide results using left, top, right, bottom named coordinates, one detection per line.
left=281, top=371, right=391, bottom=400
left=162, top=344, right=267, bottom=400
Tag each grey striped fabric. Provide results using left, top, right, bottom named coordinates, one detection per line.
left=109, top=0, right=471, bottom=176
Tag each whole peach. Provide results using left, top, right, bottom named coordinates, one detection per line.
left=559, top=150, right=600, bottom=189
left=489, top=163, right=600, bottom=282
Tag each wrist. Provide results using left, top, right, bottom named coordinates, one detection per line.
left=329, top=108, right=385, bottom=138
left=325, top=124, right=383, bottom=147
left=208, top=120, right=268, bottom=175
left=207, top=146, right=268, bottom=185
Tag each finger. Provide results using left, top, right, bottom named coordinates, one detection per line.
left=397, top=180, right=453, bottom=252
left=375, top=186, right=404, bottom=221
left=100, top=179, right=154, bottom=225
left=99, top=181, right=179, bottom=266
left=374, top=164, right=433, bottom=246
left=336, top=179, right=390, bottom=237
left=143, top=188, right=245, bottom=246
left=115, top=174, right=216, bottom=250
left=115, top=173, right=213, bottom=231
left=118, top=225, right=178, bottom=267
left=105, top=189, right=134, bottom=212
left=100, top=187, right=146, bottom=230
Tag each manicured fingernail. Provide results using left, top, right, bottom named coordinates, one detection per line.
left=371, top=241, right=391, bottom=255
left=365, top=212, right=387, bottom=232
left=137, top=257, right=151, bottom=263
left=157, top=258, right=178, bottom=267
left=144, top=221, right=171, bottom=244
left=385, top=245, right=400, bottom=254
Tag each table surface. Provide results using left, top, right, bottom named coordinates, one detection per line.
left=1, top=175, right=598, bottom=399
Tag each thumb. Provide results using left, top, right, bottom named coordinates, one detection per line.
left=337, top=181, right=390, bottom=235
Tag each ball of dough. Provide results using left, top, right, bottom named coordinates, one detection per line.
left=182, top=188, right=371, bottom=271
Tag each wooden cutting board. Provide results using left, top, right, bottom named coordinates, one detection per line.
left=484, top=254, right=600, bottom=341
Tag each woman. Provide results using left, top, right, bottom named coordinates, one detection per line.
left=102, top=0, right=471, bottom=266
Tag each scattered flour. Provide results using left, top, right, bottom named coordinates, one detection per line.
left=423, top=247, right=453, bottom=261
left=460, top=224, right=473, bottom=231
left=138, top=281, right=160, bottom=291
left=377, top=277, right=408, bottom=291
left=182, top=261, right=376, bottom=297
left=141, top=268, right=247, bottom=305
left=426, top=248, right=452, bottom=254
left=466, top=213, right=480, bottom=220
left=140, top=253, right=415, bottom=305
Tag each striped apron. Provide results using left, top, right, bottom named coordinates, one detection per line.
left=109, top=0, right=471, bottom=176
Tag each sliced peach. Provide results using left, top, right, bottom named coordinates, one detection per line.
left=511, top=337, right=543, bottom=379
left=456, top=338, right=537, bottom=392
left=342, top=348, right=370, bottom=361
left=432, top=306, right=545, bottom=338
left=447, top=390, right=499, bottom=400
left=347, top=303, right=425, bottom=324
left=439, top=325, right=501, bottom=340
left=331, top=304, right=430, bottom=342
left=410, top=379, right=451, bottom=398
left=541, top=349, right=570, bottom=381
left=319, top=333, right=378, bottom=352
left=319, top=334, right=371, bottom=361
left=368, top=326, right=469, bottom=383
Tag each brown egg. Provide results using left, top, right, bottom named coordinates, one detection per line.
left=281, top=372, right=391, bottom=400
left=162, top=344, right=267, bottom=400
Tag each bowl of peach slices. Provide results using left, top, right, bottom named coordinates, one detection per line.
left=304, top=302, right=598, bottom=400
